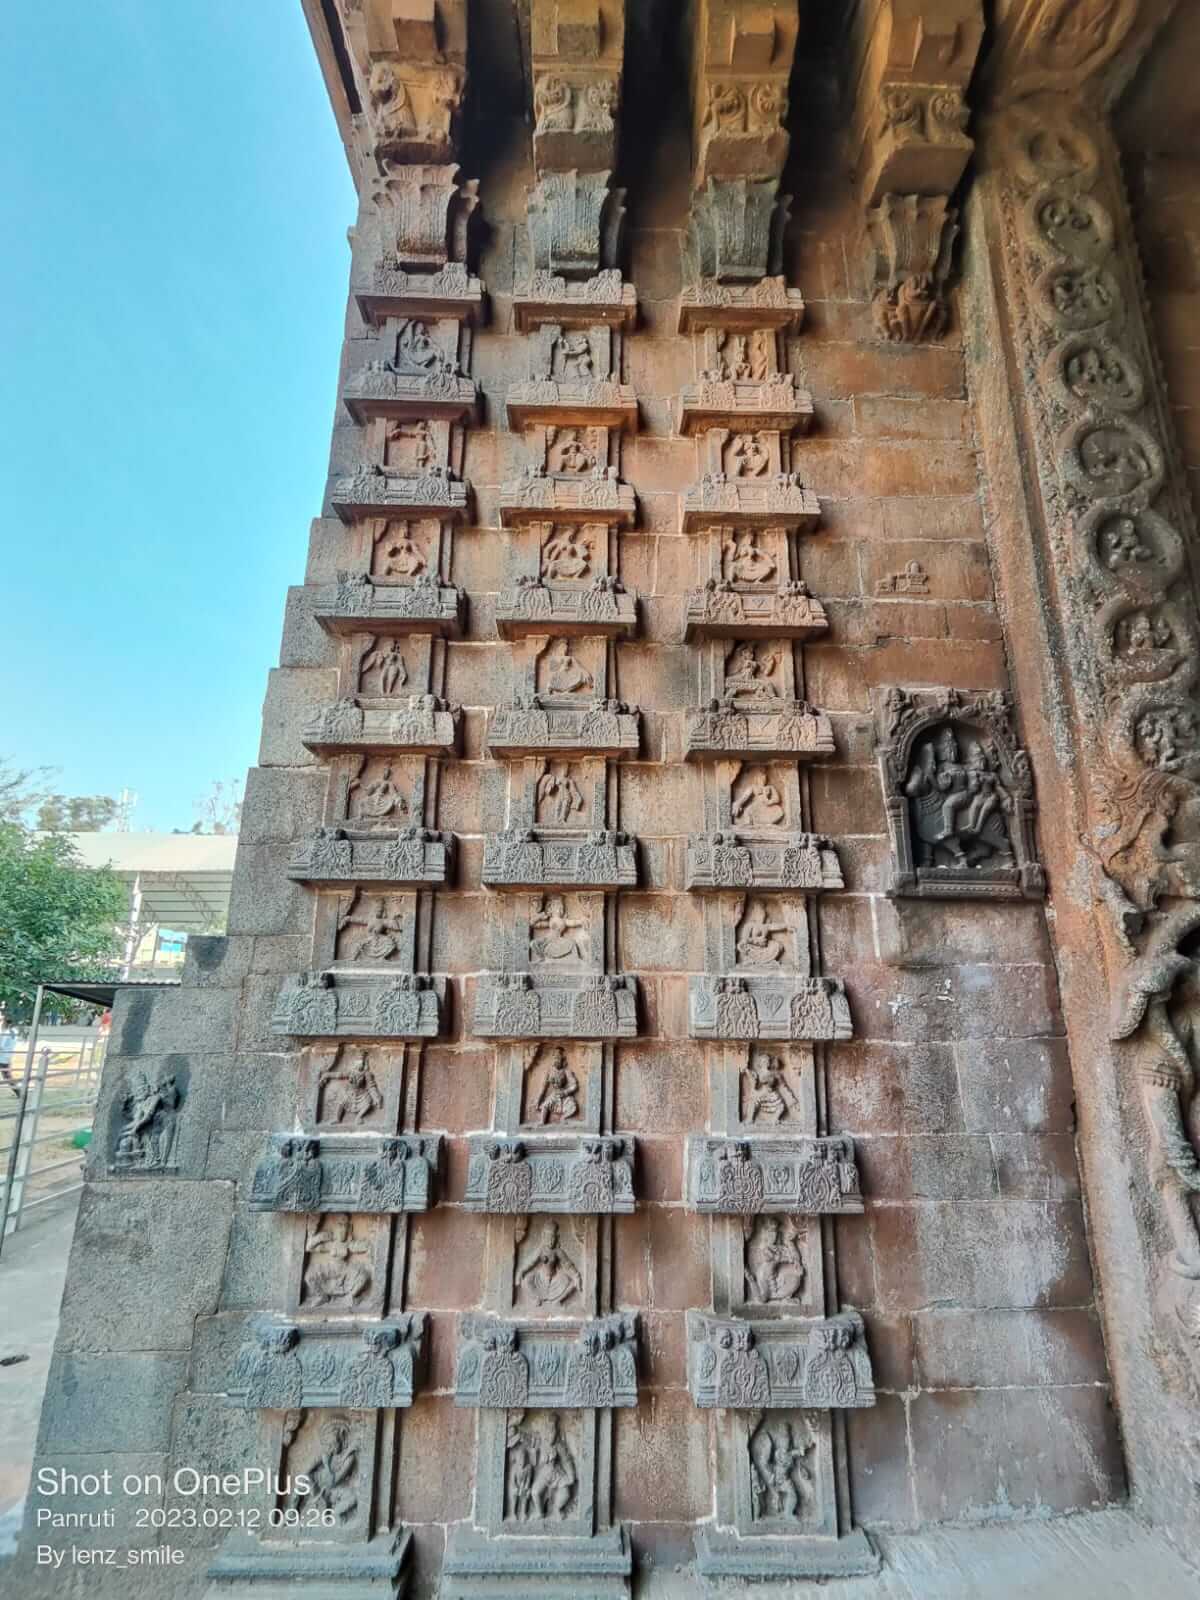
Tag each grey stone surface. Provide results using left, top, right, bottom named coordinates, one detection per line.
left=38, top=1354, right=188, bottom=1454
left=55, top=1181, right=234, bottom=1353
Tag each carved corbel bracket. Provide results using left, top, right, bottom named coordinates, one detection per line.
left=865, top=193, right=960, bottom=343
left=339, top=0, right=469, bottom=170
left=842, top=0, right=984, bottom=339
left=683, top=1, right=800, bottom=286
left=522, top=1, right=627, bottom=279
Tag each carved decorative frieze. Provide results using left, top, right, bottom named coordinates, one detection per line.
left=686, top=1312, right=875, bottom=1410
left=678, top=275, right=806, bottom=334
left=678, top=376, right=813, bottom=436
left=352, top=258, right=485, bottom=329
left=249, top=1133, right=440, bottom=1214
left=483, top=828, right=637, bottom=889
left=272, top=971, right=444, bottom=1041
left=464, top=1135, right=635, bottom=1214
left=331, top=463, right=470, bottom=523
left=682, top=476, right=820, bottom=533
left=507, top=380, right=638, bottom=432
left=685, top=1137, right=862, bottom=1214
left=228, top=1315, right=427, bottom=1410
left=301, top=695, right=462, bottom=756
left=875, top=687, right=1045, bottom=899
left=487, top=698, right=641, bottom=757
left=684, top=581, right=828, bottom=641
left=473, top=973, right=638, bottom=1040
left=313, top=572, right=465, bottom=638
left=288, top=824, right=452, bottom=888
left=499, top=468, right=637, bottom=528
left=496, top=579, right=637, bottom=639
left=685, top=831, right=843, bottom=892
left=684, top=698, right=835, bottom=761
left=688, top=975, right=853, bottom=1042
left=454, top=1314, right=639, bottom=1408
left=514, top=269, right=638, bottom=331
left=973, top=94, right=1200, bottom=1385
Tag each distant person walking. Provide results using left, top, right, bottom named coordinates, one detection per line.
left=0, top=1013, right=21, bottom=1097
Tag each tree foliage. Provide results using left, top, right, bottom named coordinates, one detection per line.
left=193, top=778, right=243, bottom=835
left=0, top=822, right=126, bottom=1022
left=36, top=793, right=120, bottom=832
left=0, top=758, right=55, bottom=823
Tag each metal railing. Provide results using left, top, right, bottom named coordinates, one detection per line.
left=0, top=1032, right=105, bottom=1253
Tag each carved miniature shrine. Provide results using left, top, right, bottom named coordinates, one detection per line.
left=22, top=2, right=1200, bottom=1598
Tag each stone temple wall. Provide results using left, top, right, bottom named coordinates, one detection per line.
left=30, top=0, right=1200, bottom=1595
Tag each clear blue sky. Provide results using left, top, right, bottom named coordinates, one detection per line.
left=0, top=2, right=356, bottom=831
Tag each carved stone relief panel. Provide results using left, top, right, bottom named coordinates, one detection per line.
left=272, top=971, right=445, bottom=1042
left=299, top=1044, right=408, bottom=1134
left=463, top=1135, right=635, bottom=1214
left=343, top=316, right=477, bottom=426
left=229, top=1315, right=427, bottom=1410
left=277, top=1408, right=372, bottom=1543
left=686, top=640, right=834, bottom=760
left=293, top=754, right=452, bottom=886
left=249, top=1133, right=440, bottom=1214
left=108, top=1061, right=186, bottom=1174
left=497, top=518, right=636, bottom=640
left=685, top=1137, right=862, bottom=1216
left=453, top=1314, right=639, bottom=1409
left=704, top=1042, right=817, bottom=1139
left=292, top=1212, right=390, bottom=1317
left=686, top=1311, right=875, bottom=1410
left=875, top=686, right=1045, bottom=899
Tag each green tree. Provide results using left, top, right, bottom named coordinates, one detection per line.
left=0, top=758, right=55, bottom=823
left=0, top=822, right=126, bottom=1022
left=36, top=793, right=120, bottom=832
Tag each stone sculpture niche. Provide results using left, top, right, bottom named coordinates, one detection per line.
left=107, top=1061, right=186, bottom=1174
left=876, top=687, right=1045, bottom=900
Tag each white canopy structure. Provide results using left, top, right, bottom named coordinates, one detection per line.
left=65, top=832, right=238, bottom=941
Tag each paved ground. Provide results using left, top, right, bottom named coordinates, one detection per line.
left=0, top=1195, right=78, bottom=1559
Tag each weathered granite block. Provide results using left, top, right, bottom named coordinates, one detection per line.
left=55, top=1181, right=234, bottom=1354
left=208, top=1530, right=411, bottom=1599
left=38, top=1353, right=188, bottom=1454
left=463, top=1135, right=635, bottom=1213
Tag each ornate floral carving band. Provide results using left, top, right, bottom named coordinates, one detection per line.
left=990, top=99, right=1200, bottom=1378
